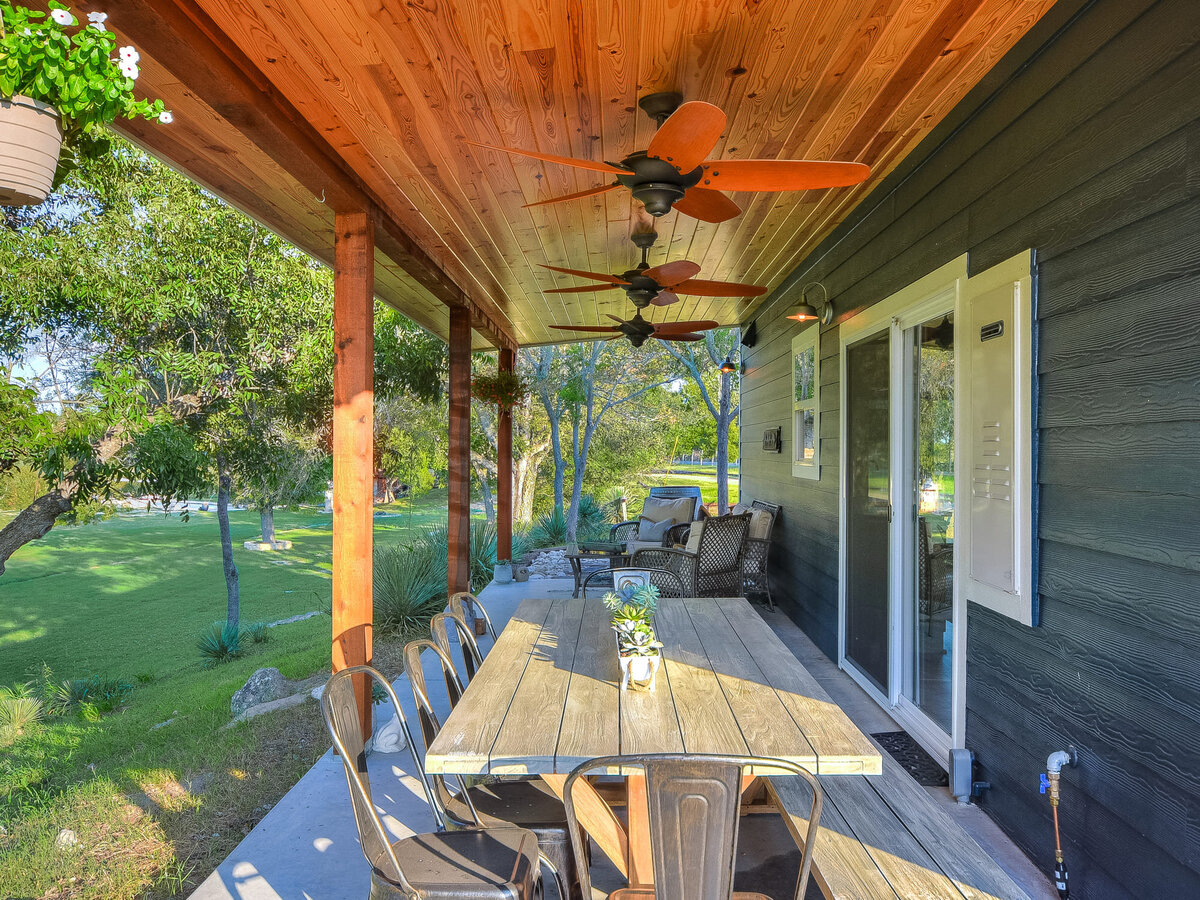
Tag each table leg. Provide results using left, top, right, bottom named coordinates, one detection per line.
left=570, top=558, right=582, bottom=598
left=541, top=775, right=629, bottom=881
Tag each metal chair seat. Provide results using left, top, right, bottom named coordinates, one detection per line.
left=369, top=826, right=542, bottom=900
left=610, top=892, right=769, bottom=900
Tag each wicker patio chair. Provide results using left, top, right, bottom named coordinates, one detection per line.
left=448, top=590, right=498, bottom=643
left=403, top=640, right=581, bottom=900
left=743, top=500, right=781, bottom=609
left=320, top=665, right=543, bottom=900
left=581, top=566, right=686, bottom=599
left=562, top=753, right=823, bottom=900
left=610, top=485, right=704, bottom=544
left=918, top=516, right=953, bottom=636
left=631, top=513, right=751, bottom=598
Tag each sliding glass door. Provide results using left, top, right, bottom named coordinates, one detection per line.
left=843, top=329, right=892, bottom=694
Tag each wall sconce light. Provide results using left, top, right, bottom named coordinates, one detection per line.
left=787, top=282, right=833, bottom=325
left=719, top=355, right=743, bottom=375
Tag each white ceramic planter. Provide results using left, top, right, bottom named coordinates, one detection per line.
left=0, top=95, right=62, bottom=207
left=618, top=651, right=661, bottom=692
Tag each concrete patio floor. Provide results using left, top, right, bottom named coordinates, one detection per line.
left=188, top=578, right=1054, bottom=900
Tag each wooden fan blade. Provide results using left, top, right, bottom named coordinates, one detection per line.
left=542, top=264, right=630, bottom=285
left=647, top=101, right=726, bottom=174
left=550, top=325, right=622, bottom=333
left=656, top=332, right=703, bottom=342
left=651, top=290, right=680, bottom=307
left=545, top=284, right=622, bottom=294
left=674, top=278, right=767, bottom=298
left=653, top=319, right=719, bottom=334
left=642, top=259, right=701, bottom=286
left=605, top=314, right=628, bottom=324
left=673, top=187, right=741, bottom=223
left=700, top=159, right=871, bottom=191
left=466, top=140, right=627, bottom=175
left=524, top=183, right=620, bottom=208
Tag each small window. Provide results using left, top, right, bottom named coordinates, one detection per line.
left=792, top=327, right=820, bottom=479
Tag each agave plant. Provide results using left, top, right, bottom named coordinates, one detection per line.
left=0, top=683, right=43, bottom=741
left=197, top=621, right=243, bottom=668
left=373, top=542, right=445, bottom=635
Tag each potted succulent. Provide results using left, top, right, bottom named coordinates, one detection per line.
left=471, top=371, right=529, bottom=409
left=604, top=584, right=663, bottom=691
left=0, top=2, right=172, bottom=206
left=493, top=558, right=513, bottom=585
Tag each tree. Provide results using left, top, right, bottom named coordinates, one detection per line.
left=660, top=328, right=741, bottom=513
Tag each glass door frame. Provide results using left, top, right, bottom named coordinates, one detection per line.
left=837, top=256, right=968, bottom=760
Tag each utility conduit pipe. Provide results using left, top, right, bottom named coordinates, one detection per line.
left=1039, top=749, right=1077, bottom=899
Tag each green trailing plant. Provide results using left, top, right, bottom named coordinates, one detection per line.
left=0, top=683, right=43, bottom=742
left=470, top=370, right=529, bottom=408
left=197, top=621, right=244, bottom=668
left=373, top=542, right=445, bottom=635
left=0, top=2, right=171, bottom=186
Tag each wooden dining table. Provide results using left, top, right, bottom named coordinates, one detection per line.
left=424, top=595, right=882, bottom=887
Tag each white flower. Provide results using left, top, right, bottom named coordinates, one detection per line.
left=119, top=61, right=139, bottom=80
left=87, top=11, right=107, bottom=30
left=119, top=46, right=140, bottom=63
left=158, top=110, right=173, bottom=124
left=50, top=9, right=75, bottom=26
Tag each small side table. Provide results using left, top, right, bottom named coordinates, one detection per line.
left=567, top=545, right=629, bottom=598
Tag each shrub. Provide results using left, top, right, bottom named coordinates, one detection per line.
left=197, top=622, right=244, bottom=668
left=373, top=542, right=445, bottom=635
left=0, top=684, right=43, bottom=742
left=243, top=622, right=269, bottom=644
left=528, top=507, right=567, bottom=547
left=45, top=673, right=133, bottom=717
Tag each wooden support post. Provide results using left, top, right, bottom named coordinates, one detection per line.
left=448, top=305, right=472, bottom=595
left=497, top=347, right=515, bottom=563
left=332, top=211, right=374, bottom=738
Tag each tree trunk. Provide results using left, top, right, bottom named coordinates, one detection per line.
left=716, top=372, right=732, bottom=514
left=259, top=506, right=276, bottom=545
left=217, top=452, right=240, bottom=628
left=0, top=490, right=73, bottom=575
left=475, top=464, right=496, bottom=524
left=549, top=412, right=565, bottom=514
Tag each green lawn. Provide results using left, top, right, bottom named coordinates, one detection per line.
left=0, top=493, right=449, bottom=899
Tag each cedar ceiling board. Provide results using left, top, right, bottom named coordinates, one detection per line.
left=110, top=62, right=465, bottom=345
left=130, top=0, right=1053, bottom=344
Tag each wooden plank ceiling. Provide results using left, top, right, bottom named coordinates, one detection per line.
left=103, top=0, right=1056, bottom=348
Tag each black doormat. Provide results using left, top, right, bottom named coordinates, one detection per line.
left=871, top=731, right=949, bottom=787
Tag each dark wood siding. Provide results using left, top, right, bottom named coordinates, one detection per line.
left=738, top=0, right=1200, bottom=896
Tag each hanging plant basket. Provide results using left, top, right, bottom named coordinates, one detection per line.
left=0, top=95, right=62, bottom=206
left=471, top=371, right=529, bottom=409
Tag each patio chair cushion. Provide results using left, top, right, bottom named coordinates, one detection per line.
left=641, top=495, right=696, bottom=524
left=627, top=538, right=669, bottom=555
left=731, top=500, right=752, bottom=516
left=748, top=508, right=773, bottom=540
left=636, top=515, right=676, bottom=541
left=374, top=826, right=540, bottom=900
left=684, top=519, right=705, bottom=554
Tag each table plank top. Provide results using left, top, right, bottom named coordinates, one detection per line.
left=425, top=595, right=882, bottom=777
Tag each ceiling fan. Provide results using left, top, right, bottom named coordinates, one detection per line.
left=469, top=92, right=871, bottom=223
left=544, top=232, right=767, bottom=309
left=552, top=312, right=719, bottom=348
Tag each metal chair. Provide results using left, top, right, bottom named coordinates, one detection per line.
left=631, top=513, right=751, bottom=597
left=581, top=566, right=686, bottom=599
left=449, top=591, right=498, bottom=643
left=743, top=501, right=781, bottom=610
left=320, top=666, right=543, bottom=900
left=431, top=611, right=485, bottom=687
left=562, top=753, right=823, bottom=900
left=404, top=640, right=582, bottom=900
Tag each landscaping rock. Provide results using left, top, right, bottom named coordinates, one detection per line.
left=222, top=691, right=309, bottom=729
left=231, top=667, right=286, bottom=716
left=55, top=828, right=80, bottom=850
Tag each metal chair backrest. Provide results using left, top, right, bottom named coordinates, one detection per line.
left=696, top=513, right=751, bottom=576
left=320, top=665, right=439, bottom=887
left=582, top=566, right=686, bottom=599
left=648, top=484, right=704, bottom=521
left=402, top=639, right=478, bottom=827
left=750, top=499, right=781, bottom=534
left=563, top=754, right=822, bottom=900
left=449, top=590, right=498, bottom=642
left=431, top=610, right=484, bottom=686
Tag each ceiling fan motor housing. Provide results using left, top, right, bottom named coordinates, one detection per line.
left=622, top=273, right=664, bottom=308
left=617, top=152, right=703, bottom=216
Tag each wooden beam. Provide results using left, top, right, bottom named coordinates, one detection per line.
left=497, top=348, right=515, bottom=561
left=332, top=210, right=375, bottom=737
left=448, top=305, right=472, bottom=595
left=104, top=0, right=517, bottom=352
